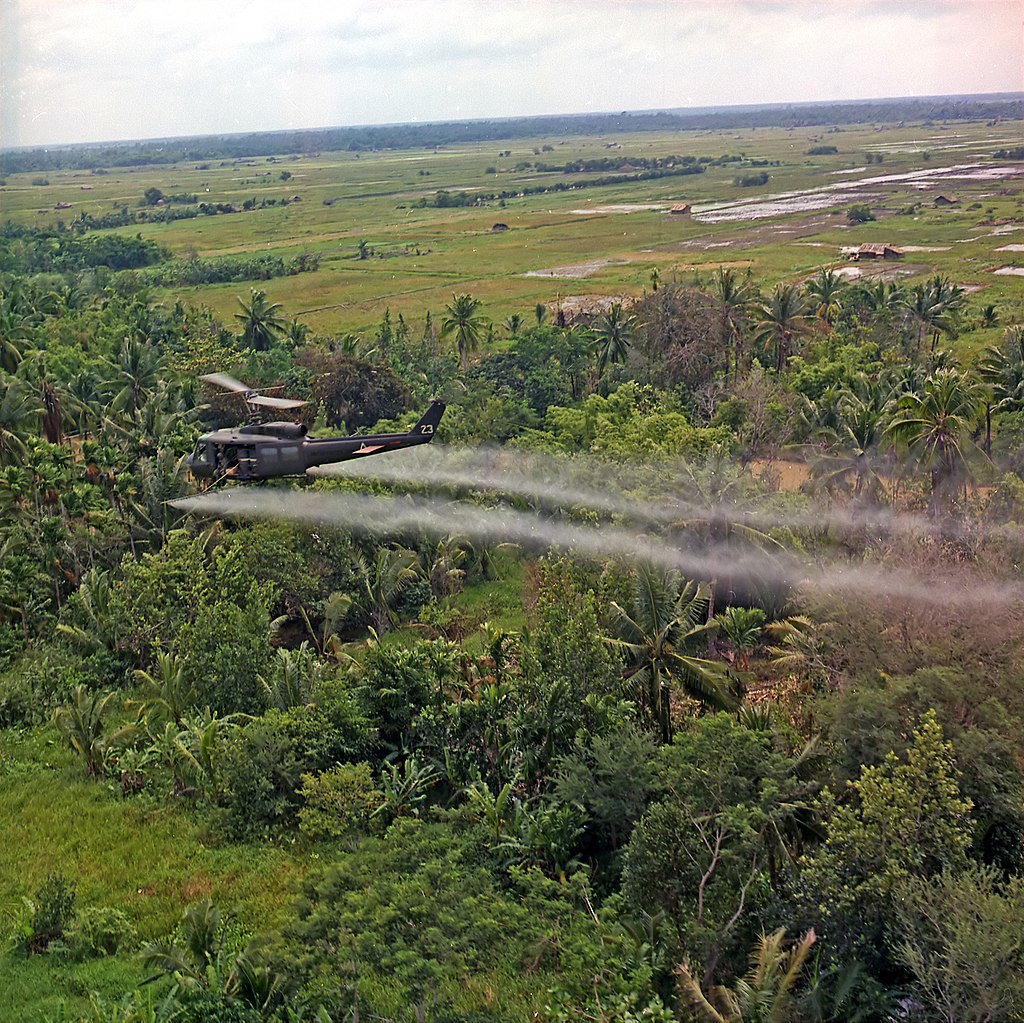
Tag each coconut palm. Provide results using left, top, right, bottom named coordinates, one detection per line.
left=978, top=325, right=1024, bottom=453
left=903, top=275, right=964, bottom=356
left=715, top=606, right=767, bottom=670
left=331, top=546, right=421, bottom=636
left=886, top=368, right=985, bottom=515
left=811, top=380, right=894, bottom=503
left=441, top=293, right=488, bottom=371
left=234, top=288, right=285, bottom=352
left=141, top=899, right=286, bottom=1012
left=709, top=267, right=758, bottom=379
left=132, top=651, right=196, bottom=727
left=592, top=302, right=635, bottom=378
left=804, top=268, right=846, bottom=328
left=502, top=313, right=524, bottom=337
left=53, top=685, right=137, bottom=777
left=106, top=337, right=162, bottom=423
left=670, top=453, right=786, bottom=621
left=608, top=563, right=735, bottom=742
left=257, top=642, right=318, bottom=710
left=0, top=375, right=40, bottom=465
left=756, top=284, right=811, bottom=373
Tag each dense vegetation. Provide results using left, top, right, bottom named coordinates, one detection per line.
left=3, top=124, right=1024, bottom=1023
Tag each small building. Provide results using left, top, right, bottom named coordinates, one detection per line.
left=850, top=243, right=904, bottom=261
left=669, top=204, right=692, bottom=215
left=934, top=194, right=959, bottom=206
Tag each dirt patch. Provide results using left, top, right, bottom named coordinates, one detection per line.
left=994, top=266, right=1024, bottom=276
left=900, top=245, right=952, bottom=252
left=569, top=203, right=670, bottom=215
left=748, top=459, right=811, bottom=492
left=554, top=294, right=634, bottom=316
left=836, top=262, right=933, bottom=281
left=996, top=244, right=1024, bottom=252
left=523, top=258, right=623, bottom=278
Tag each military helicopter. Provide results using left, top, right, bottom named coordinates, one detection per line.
left=187, top=373, right=445, bottom=482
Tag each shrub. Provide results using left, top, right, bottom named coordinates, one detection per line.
left=65, top=906, right=137, bottom=959
left=298, top=762, right=383, bottom=840
left=18, top=873, right=76, bottom=954
left=847, top=203, right=876, bottom=224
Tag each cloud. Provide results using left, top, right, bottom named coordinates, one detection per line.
left=2, top=0, right=1020, bottom=147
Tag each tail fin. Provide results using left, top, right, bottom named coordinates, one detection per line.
left=410, top=399, right=446, bottom=439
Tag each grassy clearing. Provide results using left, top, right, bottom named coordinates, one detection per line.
left=0, top=727, right=308, bottom=1021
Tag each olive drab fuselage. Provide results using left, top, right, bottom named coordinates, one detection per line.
left=187, top=400, right=446, bottom=481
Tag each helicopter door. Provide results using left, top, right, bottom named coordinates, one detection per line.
left=236, top=446, right=258, bottom=479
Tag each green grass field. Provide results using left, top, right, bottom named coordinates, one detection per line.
left=0, top=727, right=308, bottom=1020
left=3, top=119, right=1022, bottom=340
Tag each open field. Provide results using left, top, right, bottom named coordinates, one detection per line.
left=3, top=119, right=1023, bottom=337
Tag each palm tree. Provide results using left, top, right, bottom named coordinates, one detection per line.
left=257, top=643, right=317, bottom=710
left=441, top=293, right=488, bottom=372
left=886, top=368, right=985, bottom=515
left=810, top=380, right=894, bottom=503
left=234, top=288, right=285, bottom=351
left=669, top=453, right=786, bottom=621
left=978, top=325, right=1024, bottom=454
left=854, top=279, right=904, bottom=316
left=715, top=606, right=767, bottom=671
left=607, top=563, right=735, bottom=742
left=903, top=275, right=964, bottom=356
left=676, top=927, right=816, bottom=1023
left=502, top=313, right=524, bottom=337
left=142, top=899, right=285, bottom=1013
left=106, top=337, right=162, bottom=423
left=0, top=376, right=40, bottom=465
left=592, top=302, right=635, bottom=378
left=53, top=686, right=137, bottom=777
left=709, top=267, right=758, bottom=379
left=331, top=546, right=421, bottom=636
left=756, top=284, right=811, bottom=373
left=132, top=651, right=196, bottom=727
left=804, top=268, right=846, bottom=328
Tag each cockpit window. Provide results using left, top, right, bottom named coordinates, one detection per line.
left=191, top=442, right=210, bottom=465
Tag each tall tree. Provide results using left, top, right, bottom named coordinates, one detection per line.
left=886, top=368, right=985, bottom=515
left=592, top=302, right=635, bottom=378
left=756, top=284, right=811, bottom=373
left=234, top=288, right=285, bottom=352
left=709, top=267, right=757, bottom=379
left=804, top=267, right=846, bottom=328
left=608, top=563, right=734, bottom=742
left=440, top=293, right=488, bottom=371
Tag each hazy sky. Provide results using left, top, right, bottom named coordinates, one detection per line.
left=1, top=0, right=1021, bottom=149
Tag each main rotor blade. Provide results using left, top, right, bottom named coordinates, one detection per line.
left=200, top=372, right=251, bottom=393
left=248, top=395, right=309, bottom=410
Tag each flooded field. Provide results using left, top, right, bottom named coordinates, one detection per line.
left=692, top=163, right=1024, bottom=223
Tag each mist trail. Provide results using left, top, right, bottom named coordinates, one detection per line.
left=173, top=488, right=1024, bottom=609
left=310, top=444, right=964, bottom=541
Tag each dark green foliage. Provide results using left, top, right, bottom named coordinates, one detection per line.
left=623, top=714, right=813, bottom=983
left=216, top=684, right=374, bottom=840
left=795, top=712, right=974, bottom=979
left=281, top=817, right=665, bottom=1020
left=21, top=874, right=77, bottom=954
left=555, top=721, right=661, bottom=853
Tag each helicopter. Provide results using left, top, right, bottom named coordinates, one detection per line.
left=187, top=373, right=446, bottom=482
